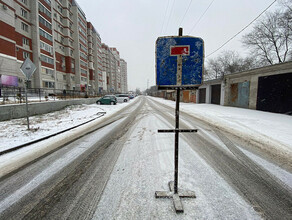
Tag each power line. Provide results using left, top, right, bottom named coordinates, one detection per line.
left=178, top=0, right=193, bottom=27
left=160, top=0, right=171, bottom=35
left=165, top=0, right=176, bottom=34
left=206, top=0, right=277, bottom=58
left=188, top=0, right=215, bottom=34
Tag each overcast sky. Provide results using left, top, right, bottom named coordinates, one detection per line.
left=77, top=0, right=278, bottom=91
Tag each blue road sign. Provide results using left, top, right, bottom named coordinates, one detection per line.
left=156, top=36, right=204, bottom=89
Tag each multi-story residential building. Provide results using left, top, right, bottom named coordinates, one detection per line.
left=0, top=0, right=34, bottom=88
left=0, top=0, right=75, bottom=90
left=96, top=32, right=103, bottom=93
left=101, top=43, right=113, bottom=93
left=71, top=0, right=88, bottom=92
left=110, top=47, right=121, bottom=93
left=120, top=58, right=128, bottom=93
left=53, top=0, right=75, bottom=90
left=0, top=0, right=126, bottom=95
left=87, top=21, right=102, bottom=94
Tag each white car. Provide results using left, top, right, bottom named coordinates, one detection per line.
left=115, top=94, right=130, bottom=103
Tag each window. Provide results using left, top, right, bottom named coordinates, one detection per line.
left=80, top=60, right=87, bottom=68
left=22, top=37, right=29, bottom=46
left=79, top=27, right=86, bottom=37
left=41, top=67, right=54, bottom=75
left=21, top=8, right=28, bottom=18
left=58, top=25, right=64, bottom=33
left=21, top=0, right=27, bottom=4
left=80, top=51, right=87, bottom=60
left=39, top=15, right=52, bottom=29
left=43, top=81, right=55, bottom=88
left=59, top=45, right=64, bottom=52
left=61, top=56, right=65, bottom=71
left=40, top=41, right=53, bottom=53
left=39, top=3, right=51, bottom=18
left=78, top=17, right=86, bottom=29
left=40, top=54, right=54, bottom=65
left=71, top=63, right=75, bottom=72
left=44, top=0, right=51, bottom=5
left=63, top=75, right=66, bottom=80
left=58, top=5, right=63, bottom=14
left=23, top=51, right=30, bottom=59
left=79, top=43, right=87, bottom=53
left=59, top=15, right=63, bottom=23
left=39, top=28, right=52, bottom=41
left=21, top=22, right=28, bottom=32
left=57, top=5, right=63, bottom=13
left=81, top=69, right=87, bottom=75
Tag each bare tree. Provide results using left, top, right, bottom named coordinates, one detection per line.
left=242, top=10, right=292, bottom=65
left=205, top=50, right=256, bottom=80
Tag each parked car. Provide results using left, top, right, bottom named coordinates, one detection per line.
left=96, top=95, right=117, bottom=105
left=129, top=94, right=135, bottom=99
left=115, top=94, right=130, bottom=103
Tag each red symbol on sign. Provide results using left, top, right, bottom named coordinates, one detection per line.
left=170, top=46, right=190, bottom=56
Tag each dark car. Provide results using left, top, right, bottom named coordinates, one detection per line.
left=129, top=94, right=135, bottom=99
left=96, top=96, right=117, bottom=105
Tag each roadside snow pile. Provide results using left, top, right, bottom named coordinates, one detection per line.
left=148, top=97, right=292, bottom=162
left=0, top=101, right=133, bottom=152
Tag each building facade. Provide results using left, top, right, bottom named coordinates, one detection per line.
left=120, top=58, right=127, bottom=93
left=0, top=0, right=127, bottom=95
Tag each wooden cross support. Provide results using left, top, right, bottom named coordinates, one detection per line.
left=155, top=181, right=196, bottom=213
left=158, top=129, right=198, bottom=133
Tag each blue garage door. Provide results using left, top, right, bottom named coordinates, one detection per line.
left=230, top=81, right=250, bottom=108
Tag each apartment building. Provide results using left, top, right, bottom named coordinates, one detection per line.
left=96, top=32, right=103, bottom=93
left=53, top=0, right=75, bottom=90
left=101, top=43, right=113, bottom=93
left=0, top=0, right=127, bottom=94
left=110, top=47, right=120, bottom=92
left=71, top=0, right=88, bottom=92
left=120, top=58, right=127, bottom=93
left=87, top=21, right=103, bottom=94
left=0, top=0, right=34, bottom=88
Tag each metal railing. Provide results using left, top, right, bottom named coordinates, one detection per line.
left=0, top=86, right=100, bottom=104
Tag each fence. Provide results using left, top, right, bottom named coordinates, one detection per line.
left=0, top=86, right=99, bottom=104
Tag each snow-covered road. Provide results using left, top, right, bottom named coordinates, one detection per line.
left=0, top=96, right=291, bottom=219
left=93, top=100, right=261, bottom=219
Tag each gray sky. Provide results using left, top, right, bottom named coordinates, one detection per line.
left=77, top=0, right=278, bottom=91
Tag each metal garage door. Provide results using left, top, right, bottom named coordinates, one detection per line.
left=211, top=84, right=221, bottom=105
left=230, top=81, right=250, bottom=108
left=257, top=73, right=292, bottom=114
left=199, top=88, right=206, bottom=103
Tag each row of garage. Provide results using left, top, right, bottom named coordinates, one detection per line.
left=196, top=61, right=292, bottom=114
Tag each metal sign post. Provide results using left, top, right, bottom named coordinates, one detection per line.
left=155, top=28, right=204, bottom=213
left=20, top=57, right=36, bottom=130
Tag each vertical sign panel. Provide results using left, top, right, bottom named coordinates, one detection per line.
left=156, top=36, right=204, bottom=89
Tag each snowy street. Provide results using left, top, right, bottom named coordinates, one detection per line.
left=0, top=96, right=292, bottom=219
